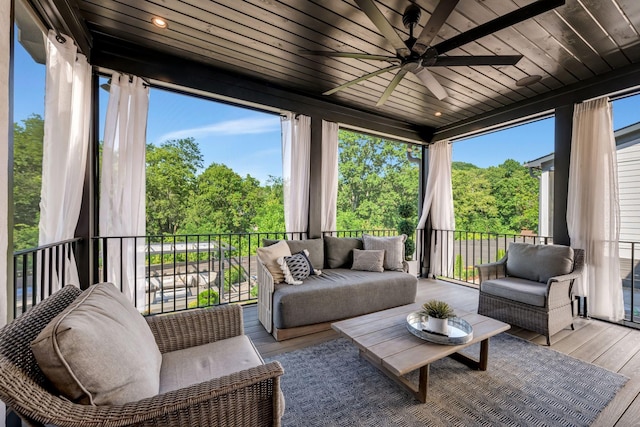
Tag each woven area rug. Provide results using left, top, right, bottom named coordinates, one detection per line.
left=266, top=334, right=627, bottom=427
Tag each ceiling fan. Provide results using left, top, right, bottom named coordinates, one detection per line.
left=304, top=0, right=565, bottom=105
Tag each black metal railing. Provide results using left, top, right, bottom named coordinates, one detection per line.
left=94, top=229, right=400, bottom=315
left=12, top=237, right=83, bottom=318
left=430, top=229, right=553, bottom=285
left=620, top=241, right=640, bottom=326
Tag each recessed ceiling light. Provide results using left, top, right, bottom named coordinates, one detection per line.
left=516, top=75, right=542, bottom=87
left=434, top=111, right=442, bottom=117
left=151, top=17, right=168, bottom=29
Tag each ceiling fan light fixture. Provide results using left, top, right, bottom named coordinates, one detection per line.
left=434, top=111, right=442, bottom=117
left=151, top=17, right=168, bottom=29
left=516, top=75, right=542, bottom=87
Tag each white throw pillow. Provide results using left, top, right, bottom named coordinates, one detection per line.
left=256, top=240, right=292, bottom=283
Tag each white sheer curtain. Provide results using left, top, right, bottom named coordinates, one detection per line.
left=100, top=73, right=149, bottom=310
left=417, top=140, right=455, bottom=277
left=567, top=97, right=624, bottom=321
left=1, top=0, right=10, bottom=337
left=321, top=120, right=339, bottom=232
left=281, top=113, right=311, bottom=236
left=38, top=31, right=91, bottom=293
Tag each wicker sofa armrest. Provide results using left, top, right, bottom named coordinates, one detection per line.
left=146, top=304, right=243, bottom=354
left=475, top=257, right=507, bottom=284
left=257, top=258, right=275, bottom=333
left=9, top=361, right=285, bottom=427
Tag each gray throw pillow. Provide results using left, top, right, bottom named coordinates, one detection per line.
left=324, top=236, right=363, bottom=268
left=31, top=283, right=162, bottom=405
left=363, top=234, right=406, bottom=271
left=351, top=249, right=385, bottom=273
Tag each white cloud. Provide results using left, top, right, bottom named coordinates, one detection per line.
left=154, top=116, right=280, bottom=144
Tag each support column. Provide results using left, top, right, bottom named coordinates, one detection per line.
left=419, top=145, right=431, bottom=277
left=308, top=116, right=323, bottom=238
left=74, top=71, right=98, bottom=289
left=553, top=104, right=573, bottom=246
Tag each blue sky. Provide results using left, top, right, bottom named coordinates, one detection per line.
left=13, top=36, right=640, bottom=181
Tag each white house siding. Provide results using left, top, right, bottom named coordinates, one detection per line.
left=618, top=138, right=640, bottom=262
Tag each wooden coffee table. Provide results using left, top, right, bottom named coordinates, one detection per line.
left=332, top=302, right=510, bottom=403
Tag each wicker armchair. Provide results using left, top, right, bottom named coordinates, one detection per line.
left=476, top=244, right=585, bottom=346
left=0, top=285, right=284, bottom=427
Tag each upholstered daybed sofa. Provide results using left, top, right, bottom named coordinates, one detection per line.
left=476, top=242, right=584, bottom=346
left=257, top=235, right=418, bottom=341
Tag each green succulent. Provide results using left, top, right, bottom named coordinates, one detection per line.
left=422, top=300, right=455, bottom=319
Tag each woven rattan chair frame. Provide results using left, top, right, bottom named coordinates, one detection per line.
left=0, top=285, right=284, bottom=427
left=476, top=248, right=585, bottom=346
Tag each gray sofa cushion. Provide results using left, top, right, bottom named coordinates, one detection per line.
left=159, top=335, right=263, bottom=394
left=264, top=238, right=324, bottom=270
left=324, top=236, right=363, bottom=268
left=507, top=243, right=574, bottom=283
left=272, top=269, right=417, bottom=329
left=481, top=277, right=548, bottom=307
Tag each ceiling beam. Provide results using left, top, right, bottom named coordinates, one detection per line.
left=90, top=34, right=434, bottom=144
left=433, top=62, right=640, bottom=142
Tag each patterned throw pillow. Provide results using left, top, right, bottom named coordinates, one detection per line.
left=277, top=250, right=317, bottom=285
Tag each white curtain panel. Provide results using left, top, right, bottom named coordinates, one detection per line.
left=321, top=120, right=339, bottom=232
left=417, top=140, right=455, bottom=277
left=38, top=31, right=91, bottom=294
left=100, top=73, right=149, bottom=310
left=568, top=97, right=625, bottom=321
left=1, top=0, right=10, bottom=331
left=281, top=113, right=311, bottom=236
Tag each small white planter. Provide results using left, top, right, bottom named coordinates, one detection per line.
left=427, top=317, right=449, bottom=335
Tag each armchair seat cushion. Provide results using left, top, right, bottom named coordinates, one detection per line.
left=481, top=277, right=548, bottom=308
left=159, top=335, right=264, bottom=394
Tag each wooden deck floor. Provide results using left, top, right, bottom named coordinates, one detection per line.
left=243, top=278, right=640, bottom=426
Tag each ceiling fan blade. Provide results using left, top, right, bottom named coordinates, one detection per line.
left=432, top=55, right=523, bottom=66
left=323, top=64, right=401, bottom=96
left=376, top=69, right=408, bottom=106
left=432, top=0, right=565, bottom=55
left=414, top=68, right=448, bottom=100
left=354, top=0, right=411, bottom=57
left=301, top=51, right=400, bottom=62
left=413, top=0, right=460, bottom=56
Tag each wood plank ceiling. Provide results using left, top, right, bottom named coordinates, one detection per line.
left=52, top=0, right=640, bottom=136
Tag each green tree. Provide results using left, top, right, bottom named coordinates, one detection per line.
left=186, top=163, right=264, bottom=233
left=146, top=138, right=203, bottom=235
left=485, top=160, right=539, bottom=233
left=253, top=176, right=285, bottom=232
left=337, top=130, right=418, bottom=231
left=13, top=114, right=44, bottom=249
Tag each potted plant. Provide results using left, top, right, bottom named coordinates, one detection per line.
left=397, top=202, right=416, bottom=260
left=422, top=299, right=455, bottom=335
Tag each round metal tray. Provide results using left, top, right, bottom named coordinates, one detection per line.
left=406, top=312, right=473, bottom=345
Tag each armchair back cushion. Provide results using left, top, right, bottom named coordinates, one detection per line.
left=31, top=282, right=162, bottom=405
left=506, top=243, right=574, bottom=283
